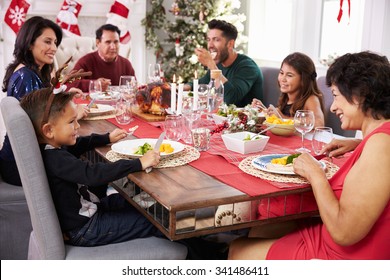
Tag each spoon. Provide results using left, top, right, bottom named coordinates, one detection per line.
left=269, top=104, right=283, bottom=120
left=250, top=125, right=276, bottom=140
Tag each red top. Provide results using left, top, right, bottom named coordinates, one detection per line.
left=70, top=51, right=135, bottom=92
left=267, top=122, right=390, bottom=259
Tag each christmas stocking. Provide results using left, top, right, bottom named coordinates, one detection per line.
left=106, top=0, right=132, bottom=44
left=4, top=0, right=31, bottom=34
left=56, top=0, right=84, bottom=36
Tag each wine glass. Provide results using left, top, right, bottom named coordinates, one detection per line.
left=312, top=127, right=333, bottom=155
left=119, top=75, right=137, bottom=102
left=197, top=84, right=208, bottom=113
left=89, top=80, right=102, bottom=99
left=148, top=63, right=161, bottom=83
left=294, top=110, right=315, bottom=152
left=164, top=115, right=183, bottom=141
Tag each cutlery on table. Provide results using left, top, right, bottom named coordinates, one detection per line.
left=269, top=104, right=284, bottom=120
left=127, top=125, right=139, bottom=136
left=250, top=125, right=276, bottom=140
left=87, top=98, right=96, bottom=109
left=145, top=131, right=166, bottom=173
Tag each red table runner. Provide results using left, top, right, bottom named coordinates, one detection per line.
left=94, top=114, right=353, bottom=217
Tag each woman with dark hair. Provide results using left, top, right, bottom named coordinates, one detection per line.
left=0, top=16, right=85, bottom=186
left=253, top=52, right=325, bottom=127
left=230, top=51, right=390, bottom=260
left=2, top=16, right=62, bottom=97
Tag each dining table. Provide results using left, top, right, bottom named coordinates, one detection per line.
left=77, top=101, right=348, bottom=241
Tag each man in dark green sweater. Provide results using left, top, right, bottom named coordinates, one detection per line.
left=187, top=19, right=264, bottom=107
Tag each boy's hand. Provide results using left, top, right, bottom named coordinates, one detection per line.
left=139, top=150, right=160, bottom=170
left=109, top=128, right=127, bottom=143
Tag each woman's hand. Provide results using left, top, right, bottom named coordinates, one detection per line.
left=68, top=87, right=83, bottom=98
left=321, top=138, right=361, bottom=158
left=109, top=128, right=127, bottom=143
left=293, top=153, right=325, bottom=181
left=140, top=150, right=160, bottom=170
left=76, top=104, right=89, bottom=120
left=251, top=98, right=267, bottom=112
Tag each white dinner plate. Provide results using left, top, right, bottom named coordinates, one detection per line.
left=89, top=92, right=112, bottom=100
left=111, top=138, right=185, bottom=158
left=87, top=104, right=115, bottom=116
left=251, top=154, right=326, bottom=175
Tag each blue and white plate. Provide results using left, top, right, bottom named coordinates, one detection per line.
left=252, top=154, right=326, bottom=175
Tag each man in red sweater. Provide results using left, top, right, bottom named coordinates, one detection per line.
left=70, top=24, right=136, bottom=92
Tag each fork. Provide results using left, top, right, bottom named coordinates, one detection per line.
left=127, top=125, right=139, bottom=136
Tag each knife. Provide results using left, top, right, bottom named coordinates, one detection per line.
left=87, top=98, right=95, bottom=109
left=145, top=131, right=166, bottom=173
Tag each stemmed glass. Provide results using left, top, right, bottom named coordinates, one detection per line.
left=89, top=80, right=102, bottom=99
left=312, top=127, right=333, bottom=156
left=294, top=110, right=315, bottom=152
left=197, top=84, right=208, bottom=113
left=148, top=63, right=161, bottom=83
left=164, top=115, right=183, bottom=141
left=119, top=75, right=137, bottom=102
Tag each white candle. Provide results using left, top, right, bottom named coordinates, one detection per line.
left=170, top=74, right=176, bottom=113
left=177, top=83, right=183, bottom=115
left=193, top=71, right=198, bottom=110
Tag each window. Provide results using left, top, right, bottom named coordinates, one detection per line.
left=320, top=0, right=365, bottom=60
left=247, top=0, right=366, bottom=66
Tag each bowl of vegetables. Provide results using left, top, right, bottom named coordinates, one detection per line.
left=264, top=115, right=295, bottom=136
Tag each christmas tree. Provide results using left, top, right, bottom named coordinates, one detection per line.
left=142, top=0, right=247, bottom=83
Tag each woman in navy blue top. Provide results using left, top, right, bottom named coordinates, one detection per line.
left=0, top=16, right=63, bottom=185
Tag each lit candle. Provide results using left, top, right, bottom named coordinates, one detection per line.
left=193, top=70, right=198, bottom=110
left=177, top=82, right=183, bottom=115
left=170, top=74, right=176, bottom=113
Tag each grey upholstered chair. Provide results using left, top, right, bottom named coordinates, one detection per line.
left=0, top=174, right=32, bottom=259
left=260, top=66, right=280, bottom=106
left=1, top=96, right=187, bottom=260
left=317, top=76, right=355, bottom=137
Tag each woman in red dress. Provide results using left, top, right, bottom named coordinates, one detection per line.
left=229, top=51, right=390, bottom=260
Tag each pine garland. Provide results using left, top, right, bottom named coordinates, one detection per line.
left=142, top=0, right=247, bottom=83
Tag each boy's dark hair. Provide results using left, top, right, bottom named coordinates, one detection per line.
left=326, top=51, right=390, bottom=119
left=208, top=19, right=238, bottom=41
left=96, top=24, right=121, bottom=40
left=20, top=88, right=76, bottom=141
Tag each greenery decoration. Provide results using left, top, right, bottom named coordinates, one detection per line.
left=142, top=0, right=247, bottom=83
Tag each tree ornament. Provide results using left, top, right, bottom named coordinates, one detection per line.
left=170, top=1, right=180, bottom=16
left=56, top=0, right=84, bottom=37
left=175, top=38, right=184, bottom=57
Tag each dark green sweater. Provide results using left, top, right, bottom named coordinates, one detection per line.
left=196, top=54, right=264, bottom=107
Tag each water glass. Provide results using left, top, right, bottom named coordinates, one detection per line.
left=312, top=127, right=333, bottom=155
left=115, top=98, right=133, bottom=125
left=89, top=80, right=102, bottom=97
left=148, top=63, right=161, bottom=83
left=107, top=85, right=121, bottom=101
left=119, top=75, right=137, bottom=102
left=182, top=111, right=201, bottom=144
left=191, top=128, right=211, bottom=151
left=294, top=110, right=315, bottom=152
left=164, top=115, right=183, bottom=141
